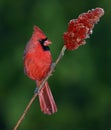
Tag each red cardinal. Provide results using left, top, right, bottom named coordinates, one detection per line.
left=23, top=26, right=57, bottom=115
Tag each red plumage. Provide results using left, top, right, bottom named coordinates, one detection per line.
left=24, top=26, right=57, bottom=114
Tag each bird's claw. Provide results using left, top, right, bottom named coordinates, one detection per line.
left=51, top=63, right=56, bottom=72
left=34, top=87, right=39, bottom=94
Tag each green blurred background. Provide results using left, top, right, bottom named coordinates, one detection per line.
left=0, top=0, right=111, bottom=130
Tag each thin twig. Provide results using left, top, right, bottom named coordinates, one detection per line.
left=13, top=45, right=66, bottom=130
left=14, top=94, right=38, bottom=130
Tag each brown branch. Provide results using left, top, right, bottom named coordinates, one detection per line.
left=13, top=45, right=66, bottom=130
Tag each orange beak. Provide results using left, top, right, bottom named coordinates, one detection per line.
left=44, top=39, right=52, bottom=46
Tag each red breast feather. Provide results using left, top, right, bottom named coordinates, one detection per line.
left=24, top=43, right=52, bottom=80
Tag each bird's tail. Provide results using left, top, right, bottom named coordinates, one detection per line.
left=36, top=81, right=57, bottom=115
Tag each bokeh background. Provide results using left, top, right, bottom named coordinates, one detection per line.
left=0, top=0, right=111, bottom=130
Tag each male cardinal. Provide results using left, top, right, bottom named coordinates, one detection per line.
left=23, top=26, right=57, bottom=115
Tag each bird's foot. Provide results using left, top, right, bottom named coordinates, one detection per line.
left=34, top=87, right=39, bottom=94
left=51, top=62, right=56, bottom=71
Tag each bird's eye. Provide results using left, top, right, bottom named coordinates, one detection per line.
left=38, top=37, right=48, bottom=44
left=38, top=39, right=43, bottom=44
left=38, top=37, right=50, bottom=51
